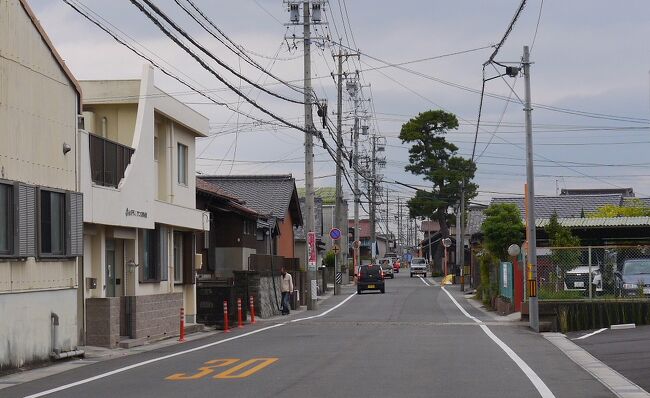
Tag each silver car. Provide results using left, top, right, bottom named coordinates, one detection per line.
left=410, top=257, right=428, bottom=278
left=378, top=258, right=394, bottom=279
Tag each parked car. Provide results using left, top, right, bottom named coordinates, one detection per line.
left=378, top=258, right=394, bottom=278
left=357, top=264, right=385, bottom=294
left=410, top=257, right=428, bottom=278
left=616, top=258, right=650, bottom=296
left=563, top=265, right=603, bottom=295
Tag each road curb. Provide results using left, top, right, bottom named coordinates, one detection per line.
left=543, top=333, right=650, bottom=398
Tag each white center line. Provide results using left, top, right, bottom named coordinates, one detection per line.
left=418, top=276, right=431, bottom=286
left=572, top=328, right=608, bottom=340
left=24, top=293, right=357, bottom=398
left=441, top=286, right=555, bottom=398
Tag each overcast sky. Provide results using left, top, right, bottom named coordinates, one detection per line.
left=30, top=0, right=650, bottom=225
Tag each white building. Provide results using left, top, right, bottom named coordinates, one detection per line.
left=0, top=0, right=83, bottom=370
left=79, top=65, right=209, bottom=348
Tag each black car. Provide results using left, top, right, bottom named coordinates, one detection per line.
left=357, top=264, right=385, bottom=294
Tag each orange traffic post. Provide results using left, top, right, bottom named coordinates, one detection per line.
left=249, top=295, right=256, bottom=324
left=223, top=300, right=230, bottom=333
left=178, top=307, right=186, bottom=342
left=237, top=298, right=243, bottom=328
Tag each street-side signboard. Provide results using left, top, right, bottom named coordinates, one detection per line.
left=307, top=231, right=317, bottom=271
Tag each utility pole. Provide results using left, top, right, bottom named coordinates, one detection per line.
left=396, top=197, right=401, bottom=257
left=370, top=135, right=377, bottom=260
left=287, top=1, right=320, bottom=309
left=333, top=47, right=344, bottom=296
left=386, top=189, right=390, bottom=253
left=523, top=45, right=539, bottom=332
left=303, top=2, right=317, bottom=310
left=459, top=184, right=466, bottom=292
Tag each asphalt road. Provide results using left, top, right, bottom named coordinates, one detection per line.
left=570, top=325, right=650, bottom=392
left=2, top=272, right=615, bottom=398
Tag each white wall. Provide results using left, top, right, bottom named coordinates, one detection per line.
left=0, top=289, right=78, bottom=370
left=80, top=66, right=207, bottom=231
left=0, top=0, right=80, bottom=369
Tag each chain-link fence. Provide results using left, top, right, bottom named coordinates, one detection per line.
left=535, top=246, right=650, bottom=300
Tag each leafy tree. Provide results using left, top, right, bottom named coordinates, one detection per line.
left=589, top=199, right=650, bottom=217
left=545, top=212, right=581, bottom=276
left=324, top=251, right=335, bottom=268
left=481, top=203, right=524, bottom=260
left=399, top=110, right=477, bottom=238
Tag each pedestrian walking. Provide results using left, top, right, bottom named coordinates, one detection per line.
left=280, top=267, right=293, bottom=315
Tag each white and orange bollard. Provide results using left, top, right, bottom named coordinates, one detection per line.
left=178, top=307, right=186, bottom=342
left=237, top=298, right=243, bottom=328
left=249, top=295, right=256, bottom=324
left=223, top=300, right=230, bottom=333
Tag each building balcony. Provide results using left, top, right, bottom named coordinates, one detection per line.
left=89, top=133, right=134, bottom=188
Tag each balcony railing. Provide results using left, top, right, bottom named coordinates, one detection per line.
left=89, top=134, right=134, bottom=188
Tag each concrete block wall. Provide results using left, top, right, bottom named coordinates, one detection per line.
left=129, top=293, right=182, bottom=340
left=85, top=297, right=121, bottom=348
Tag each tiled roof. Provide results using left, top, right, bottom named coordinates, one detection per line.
left=196, top=178, right=259, bottom=216
left=490, top=194, right=624, bottom=219
left=198, top=175, right=302, bottom=224
left=196, top=178, right=241, bottom=202
left=536, top=217, right=650, bottom=228
left=623, top=197, right=650, bottom=207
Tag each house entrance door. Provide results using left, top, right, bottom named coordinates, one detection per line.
left=106, top=239, right=116, bottom=297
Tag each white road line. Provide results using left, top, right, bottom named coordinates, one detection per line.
left=573, top=328, right=608, bottom=340
left=24, top=293, right=357, bottom=398
left=441, top=286, right=555, bottom=398
left=418, top=276, right=431, bottom=286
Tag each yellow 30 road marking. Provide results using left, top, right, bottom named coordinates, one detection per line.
left=166, top=359, right=239, bottom=380
left=214, top=358, right=278, bottom=379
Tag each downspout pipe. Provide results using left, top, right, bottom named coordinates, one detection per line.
left=49, top=312, right=85, bottom=360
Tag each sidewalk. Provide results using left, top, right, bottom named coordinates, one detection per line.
left=0, top=288, right=338, bottom=390
left=438, top=280, right=650, bottom=398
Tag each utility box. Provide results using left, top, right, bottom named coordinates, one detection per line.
left=87, top=277, right=97, bottom=289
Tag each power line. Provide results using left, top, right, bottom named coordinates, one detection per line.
left=129, top=0, right=315, bottom=137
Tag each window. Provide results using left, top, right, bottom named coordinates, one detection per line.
left=173, top=232, right=183, bottom=284
left=153, top=135, right=159, bottom=161
left=141, top=225, right=168, bottom=282
left=40, top=190, right=65, bottom=255
left=142, top=229, right=157, bottom=281
left=0, top=183, right=12, bottom=254
left=177, top=143, right=188, bottom=185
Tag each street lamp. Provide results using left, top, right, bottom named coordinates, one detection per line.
left=442, top=238, right=452, bottom=278
left=508, top=244, right=521, bottom=258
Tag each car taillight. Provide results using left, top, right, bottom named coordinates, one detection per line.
left=380, top=270, right=384, bottom=280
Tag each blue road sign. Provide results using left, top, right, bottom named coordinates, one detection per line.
left=329, top=228, right=341, bottom=240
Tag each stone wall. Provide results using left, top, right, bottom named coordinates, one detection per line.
left=86, top=297, right=121, bottom=348
left=128, top=293, right=182, bottom=340
left=258, top=275, right=282, bottom=318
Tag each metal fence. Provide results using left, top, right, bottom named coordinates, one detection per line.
left=535, top=246, right=650, bottom=300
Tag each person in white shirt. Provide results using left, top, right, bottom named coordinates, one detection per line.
left=280, top=267, right=294, bottom=315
